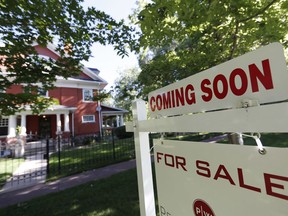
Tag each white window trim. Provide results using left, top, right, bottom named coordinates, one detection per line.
left=82, top=115, right=95, bottom=123
left=0, top=117, right=8, bottom=136
left=0, top=117, right=8, bottom=127
left=38, top=88, right=49, bottom=97
left=82, top=89, right=94, bottom=102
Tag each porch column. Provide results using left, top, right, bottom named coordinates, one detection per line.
left=64, top=113, right=70, bottom=132
left=20, top=114, right=27, bottom=136
left=56, top=113, right=61, bottom=132
left=116, top=115, right=120, bottom=127
left=120, top=114, right=124, bottom=126
left=8, top=115, right=17, bottom=137
left=72, top=112, right=75, bottom=137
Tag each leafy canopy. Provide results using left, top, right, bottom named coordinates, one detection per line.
left=0, top=0, right=138, bottom=115
left=112, top=67, right=141, bottom=121
left=135, top=0, right=288, bottom=97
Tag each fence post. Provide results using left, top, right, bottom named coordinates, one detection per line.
left=112, top=129, right=116, bottom=161
left=46, top=136, right=50, bottom=175
left=132, top=99, right=156, bottom=216
left=57, top=134, right=61, bottom=173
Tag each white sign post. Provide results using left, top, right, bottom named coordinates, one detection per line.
left=132, top=100, right=156, bottom=216
left=127, top=43, right=288, bottom=216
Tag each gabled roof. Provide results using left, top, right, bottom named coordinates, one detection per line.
left=82, top=67, right=107, bottom=84
left=54, top=76, right=107, bottom=89
left=100, top=104, right=129, bottom=115
left=33, top=42, right=108, bottom=85
left=88, top=67, right=100, bottom=75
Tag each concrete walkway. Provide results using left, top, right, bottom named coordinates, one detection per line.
left=1, top=153, right=47, bottom=193
left=0, top=159, right=136, bottom=208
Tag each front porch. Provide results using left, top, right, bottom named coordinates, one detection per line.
left=8, top=105, right=76, bottom=140
left=100, top=104, right=128, bottom=135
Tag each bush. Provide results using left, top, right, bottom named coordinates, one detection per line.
left=113, top=126, right=134, bottom=139
left=74, top=135, right=97, bottom=146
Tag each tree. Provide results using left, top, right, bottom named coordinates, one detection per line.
left=136, top=0, right=288, bottom=96
left=112, top=67, right=141, bottom=121
left=129, top=0, right=288, bottom=144
left=0, top=0, right=138, bottom=115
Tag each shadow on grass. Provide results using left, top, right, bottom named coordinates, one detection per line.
left=0, top=158, right=25, bottom=189
left=47, top=141, right=135, bottom=181
left=0, top=169, right=142, bottom=216
left=243, top=133, right=288, bottom=147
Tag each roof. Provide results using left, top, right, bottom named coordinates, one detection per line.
left=88, top=67, right=100, bottom=75
left=38, top=76, right=106, bottom=90
left=100, top=104, right=129, bottom=115
left=16, top=105, right=77, bottom=115
left=33, top=42, right=108, bottom=85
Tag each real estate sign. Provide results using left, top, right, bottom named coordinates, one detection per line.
left=148, top=43, right=288, bottom=117
left=129, top=43, right=288, bottom=216
left=154, top=139, right=288, bottom=216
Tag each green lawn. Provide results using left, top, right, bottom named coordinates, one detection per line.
left=48, top=139, right=135, bottom=181
left=0, top=168, right=142, bottom=216
left=242, top=133, right=288, bottom=147
left=172, top=132, right=288, bottom=147
left=0, top=158, right=24, bottom=187
left=1, top=133, right=287, bottom=215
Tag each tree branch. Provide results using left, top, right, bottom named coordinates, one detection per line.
left=228, top=20, right=239, bottom=60
left=239, top=0, right=278, bottom=23
left=229, top=0, right=278, bottom=59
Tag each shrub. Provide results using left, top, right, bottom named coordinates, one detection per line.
left=113, top=126, right=134, bottom=139
left=74, top=135, right=97, bottom=146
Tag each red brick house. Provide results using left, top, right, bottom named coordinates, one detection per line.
left=0, top=43, right=127, bottom=144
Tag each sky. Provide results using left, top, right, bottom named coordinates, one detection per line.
left=82, top=0, right=140, bottom=89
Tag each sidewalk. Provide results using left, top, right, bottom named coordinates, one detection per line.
left=0, top=159, right=136, bottom=209
left=1, top=153, right=47, bottom=193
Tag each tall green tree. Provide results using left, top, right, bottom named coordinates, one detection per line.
left=112, top=67, right=141, bottom=121
left=0, top=0, right=137, bottom=115
left=136, top=0, right=288, bottom=97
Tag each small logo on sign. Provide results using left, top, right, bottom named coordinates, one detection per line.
left=193, top=199, right=215, bottom=216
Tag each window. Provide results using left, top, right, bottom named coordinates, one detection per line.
left=0, top=117, right=8, bottom=136
left=83, top=89, right=94, bottom=102
left=38, top=87, right=48, bottom=97
left=82, top=115, right=95, bottom=123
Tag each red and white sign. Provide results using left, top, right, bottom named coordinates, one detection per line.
left=154, top=139, right=288, bottom=216
left=148, top=43, right=288, bottom=117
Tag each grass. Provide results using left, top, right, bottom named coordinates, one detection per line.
left=48, top=138, right=135, bottom=181
left=1, top=133, right=287, bottom=215
left=241, top=133, right=288, bottom=147
left=0, top=168, right=142, bottom=216
left=171, top=132, right=288, bottom=147
left=0, top=158, right=24, bottom=187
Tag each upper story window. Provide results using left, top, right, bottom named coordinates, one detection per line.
left=0, top=118, right=8, bottom=127
left=38, top=87, right=48, bottom=97
left=0, top=117, right=8, bottom=136
left=83, top=89, right=94, bottom=102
